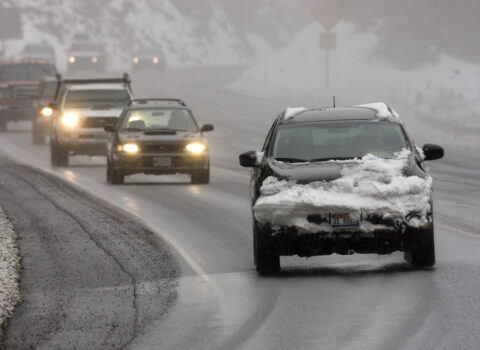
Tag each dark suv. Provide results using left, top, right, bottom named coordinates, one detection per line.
left=105, top=99, right=213, bottom=184
left=239, top=104, right=444, bottom=275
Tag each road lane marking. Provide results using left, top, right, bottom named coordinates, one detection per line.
left=438, top=223, right=479, bottom=239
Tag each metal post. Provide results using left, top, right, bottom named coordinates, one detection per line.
left=325, top=49, right=330, bottom=89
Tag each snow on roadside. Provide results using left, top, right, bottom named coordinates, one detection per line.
left=0, top=207, right=21, bottom=337
left=254, top=149, right=432, bottom=234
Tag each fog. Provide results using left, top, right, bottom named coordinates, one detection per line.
left=1, top=0, right=478, bottom=157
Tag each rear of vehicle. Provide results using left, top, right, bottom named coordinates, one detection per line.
left=67, top=42, right=106, bottom=74
left=0, top=62, right=57, bottom=131
left=106, top=100, right=213, bottom=184
left=21, top=44, right=56, bottom=63
left=50, top=79, right=132, bottom=166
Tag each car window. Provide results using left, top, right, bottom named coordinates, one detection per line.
left=120, top=108, right=198, bottom=131
left=272, top=121, right=409, bottom=161
left=64, top=89, right=130, bottom=108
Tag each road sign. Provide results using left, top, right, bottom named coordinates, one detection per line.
left=0, top=7, right=23, bottom=40
left=320, top=32, right=337, bottom=50
left=313, top=0, right=342, bottom=31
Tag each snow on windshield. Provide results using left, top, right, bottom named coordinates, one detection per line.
left=254, top=149, right=432, bottom=234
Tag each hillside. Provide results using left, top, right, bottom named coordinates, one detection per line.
left=1, top=0, right=307, bottom=69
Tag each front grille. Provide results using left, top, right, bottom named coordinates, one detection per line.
left=12, top=85, right=38, bottom=100
left=81, top=117, right=118, bottom=128
left=140, top=143, right=187, bottom=153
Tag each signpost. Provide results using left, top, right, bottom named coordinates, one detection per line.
left=314, top=0, right=341, bottom=89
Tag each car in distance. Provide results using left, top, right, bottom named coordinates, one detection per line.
left=131, top=48, right=166, bottom=72
left=104, top=98, right=213, bottom=184
left=31, top=75, right=63, bottom=144
left=0, top=60, right=57, bottom=131
left=239, top=103, right=444, bottom=275
left=21, top=43, right=56, bottom=63
left=49, top=75, right=132, bottom=166
left=67, top=42, right=107, bottom=74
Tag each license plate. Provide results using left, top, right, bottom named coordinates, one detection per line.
left=331, top=213, right=360, bottom=227
left=153, top=157, right=171, bottom=167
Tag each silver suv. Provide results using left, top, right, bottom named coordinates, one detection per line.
left=49, top=75, right=132, bottom=166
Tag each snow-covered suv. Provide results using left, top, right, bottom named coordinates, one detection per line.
left=239, top=103, right=444, bottom=275
left=50, top=75, right=132, bottom=166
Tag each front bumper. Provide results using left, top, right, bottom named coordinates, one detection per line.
left=56, top=128, right=109, bottom=156
left=264, top=223, right=432, bottom=257
left=0, top=104, right=33, bottom=121
left=112, top=152, right=209, bottom=175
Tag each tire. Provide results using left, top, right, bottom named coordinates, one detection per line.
left=107, top=159, right=124, bottom=184
left=191, top=168, right=210, bottom=184
left=405, top=224, right=435, bottom=268
left=50, top=142, right=69, bottom=167
left=253, top=219, right=280, bottom=275
left=32, top=122, right=45, bottom=145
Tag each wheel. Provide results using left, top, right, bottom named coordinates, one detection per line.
left=191, top=168, right=209, bottom=184
left=253, top=219, right=280, bottom=275
left=32, top=121, right=45, bottom=145
left=0, top=119, right=7, bottom=132
left=405, top=223, right=435, bottom=268
left=50, top=142, right=69, bottom=167
left=107, top=159, right=124, bottom=184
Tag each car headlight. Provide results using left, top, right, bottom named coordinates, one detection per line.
left=68, top=56, right=76, bottom=63
left=186, top=142, right=206, bottom=154
left=133, top=57, right=139, bottom=64
left=122, top=143, right=139, bottom=153
left=61, top=113, right=79, bottom=127
left=91, top=57, right=98, bottom=63
left=153, top=57, right=159, bottom=64
left=41, top=106, right=53, bottom=117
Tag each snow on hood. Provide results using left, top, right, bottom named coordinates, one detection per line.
left=254, top=149, right=432, bottom=234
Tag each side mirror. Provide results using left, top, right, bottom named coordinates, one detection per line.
left=239, top=150, right=260, bottom=168
left=104, top=124, right=115, bottom=132
left=201, top=124, right=214, bottom=132
left=422, top=144, right=444, bottom=161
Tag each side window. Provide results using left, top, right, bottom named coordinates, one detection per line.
left=262, top=113, right=282, bottom=151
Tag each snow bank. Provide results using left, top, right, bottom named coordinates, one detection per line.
left=0, top=208, right=21, bottom=336
left=254, top=150, right=432, bottom=234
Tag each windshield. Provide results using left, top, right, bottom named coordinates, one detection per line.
left=120, top=108, right=198, bottom=131
left=70, top=43, right=102, bottom=52
left=24, top=45, right=52, bottom=54
left=1, top=64, right=56, bottom=81
left=65, top=90, right=131, bottom=108
left=272, top=121, right=409, bottom=162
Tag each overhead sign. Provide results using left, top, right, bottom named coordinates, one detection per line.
left=313, top=0, right=342, bottom=31
left=0, top=7, right=23, bottom=40
left=320, top=32, right=337, bottom=50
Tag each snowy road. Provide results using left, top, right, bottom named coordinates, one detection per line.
left=1, top=67, right=479, bottom=349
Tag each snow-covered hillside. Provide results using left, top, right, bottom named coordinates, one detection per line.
left=230, top=21, right=480, bottom=129
left=2, top=0, right=306, bottom=69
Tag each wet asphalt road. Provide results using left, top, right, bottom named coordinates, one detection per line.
left=0, top=67, right=479, bottom=349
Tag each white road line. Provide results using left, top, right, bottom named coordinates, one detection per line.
left=438, top=223, right=479, bottom=239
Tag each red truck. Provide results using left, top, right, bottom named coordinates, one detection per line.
left=0, top=61, right=57, bottom=131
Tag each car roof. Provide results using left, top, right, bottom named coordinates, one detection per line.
left=282, top=104, right=401, bottom=124
left=68, top=83, right=127, bottom=91
left=126, top=105, right=186, bottom=111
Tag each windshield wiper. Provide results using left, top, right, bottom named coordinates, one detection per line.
left=274, top=157, right=309, bottom=163
left=310, top=157, right=356, bottom=162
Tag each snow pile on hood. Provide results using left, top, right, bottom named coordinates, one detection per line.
left=0, top=208, right=21, bottom=337
left=254, top=149, right=432, bottom=234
